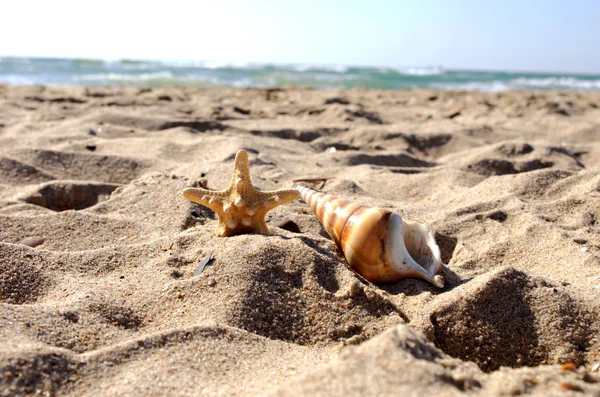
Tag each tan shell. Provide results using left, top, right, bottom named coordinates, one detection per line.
left=297, top=185, right=444, bottom=288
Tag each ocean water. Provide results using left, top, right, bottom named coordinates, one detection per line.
left=1, top=57, right=600, bottom=92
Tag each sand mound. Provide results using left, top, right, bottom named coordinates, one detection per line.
left=0, top=157, right=56, bottom=185
left=272, top=324, right=600, bottom=396
left=217, top=235, right=403, bottom=345
left=444, top=141, right=585, bottom=177
left=6, top=149, right=152, bottom=183
left=0, top=244, right=53, bottom=304
left=417, top=267, right=595, bottom=372
left=0, top=348, right=80, bottom=397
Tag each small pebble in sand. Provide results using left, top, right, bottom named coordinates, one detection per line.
left=560, top=382, right=584, bottom=392
left=561, top=363, right=576, bottom=371
left=17, top=236, right=45, bottom=248
left=582, top=372, right=599, bottom=383
left=194, top=253, right=213, bottom=276
left=208, top=278, right=217, bottom=287
left=581, top=247, right=589, bottom=253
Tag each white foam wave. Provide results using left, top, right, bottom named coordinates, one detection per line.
left=150, top=60, right=351, bottom=73
left=0, top=74, right=39, bottom=85
left=392, top=66, right=445, bottom=76
left=512, top=77, right=600, bottom=90
left=72, top=71, right=174, bottom=82
left=432, top=77, right=600, bottom=92
left=110, top=61, right=159, bottom=70
left=186, top=60, right=265, bottom=70
left=430, top=81, right=510, bottom=92
left=279, top=64, right=350, bottom=73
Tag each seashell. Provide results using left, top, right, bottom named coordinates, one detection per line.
left=297, top=185, right=444, bottom=288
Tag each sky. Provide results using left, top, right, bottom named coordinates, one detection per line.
left=1, top=0, right=599, bottom=73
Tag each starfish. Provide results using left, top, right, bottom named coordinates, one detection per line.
left=182, top=149, right=299, bottom=237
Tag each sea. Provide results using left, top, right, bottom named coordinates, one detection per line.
left=2, top=57, right=600, bottom=92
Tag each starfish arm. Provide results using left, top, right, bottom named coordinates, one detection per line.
left=231, top=150, right=252, bottom=185
left=182, top=187, right=225, bottom=213
left=259, top=188, right=299, bottom=211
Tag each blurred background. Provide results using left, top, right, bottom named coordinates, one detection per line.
left=1, top=0, right=599, bottom=90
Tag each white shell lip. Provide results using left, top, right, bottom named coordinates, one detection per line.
left=386, top=213, right=444, bottom=288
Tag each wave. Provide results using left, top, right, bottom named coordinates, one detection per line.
left=1, top=57, right=599, bottom=91
left=72, top=71, right=175, bottom=82
left=278, top=64, right=350, bottom=73
left=512, top=77, right=600, bottom=90
left=391, top=66, right=445, bottom=76
left=0, top=74, right=39, bottom=85
left=69, top=71, right=219, bottom=87
left=149, top=60, right=351, bottom=73
left=118, top=59, right=269, bottom=71
left=431, top=81, right=511, bottom=92
left=198, top=60, right=267, bottom=70
left=432, top=77, right=600, bottom=92
left=70, top=71, right=251, bottom=88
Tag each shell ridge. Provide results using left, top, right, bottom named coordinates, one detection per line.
left=338, top=202, right=370, bottom=248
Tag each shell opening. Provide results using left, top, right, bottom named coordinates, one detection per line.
left=403, top=220, right=441, bottom=274
left=387, top=214, right=443, bottom=286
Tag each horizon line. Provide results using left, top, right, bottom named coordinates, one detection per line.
left=1, top=54, right=600, bottom=77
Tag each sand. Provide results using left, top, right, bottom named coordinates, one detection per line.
left=0, top=83, right=599, bottom=396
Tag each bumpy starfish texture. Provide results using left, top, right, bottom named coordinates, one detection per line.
left=182, top=150, right=299, bottom=237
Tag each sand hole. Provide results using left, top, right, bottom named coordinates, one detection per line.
left=19, top=181, right=120, bottom=211
left=341, top=152, right=435, bottom=167
left=497, top=142, right=534, bottom=156
left=403, top=133, right=453, bottom=155
left=487, top=210, right=508, bottom=222
left=343, top=107, right=384, bottom=124
left=465, top=158, right=554, bottom=176
left=88, top=301, right=143, bottom=330
left=158, top=120, right=229, bottom=132
left=250, top=128, right=334, bottom=142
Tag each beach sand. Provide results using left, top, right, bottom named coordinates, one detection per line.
left=1, top=84, right=599, bottom=396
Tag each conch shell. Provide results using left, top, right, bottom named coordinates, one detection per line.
left=297, top=185, right=444, bottom=288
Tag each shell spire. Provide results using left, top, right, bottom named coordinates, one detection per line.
left=297, top=185, right=444, bottom=288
